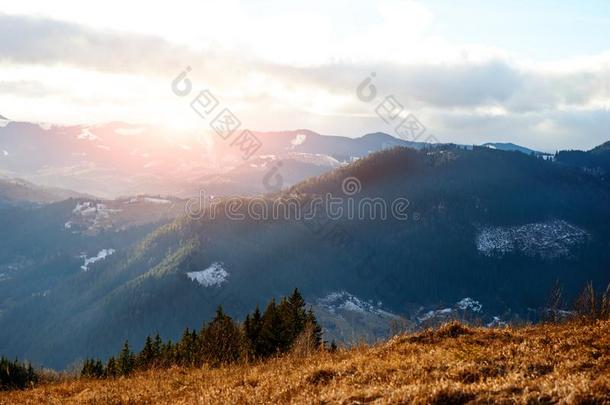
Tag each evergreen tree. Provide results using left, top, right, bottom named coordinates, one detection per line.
left=64, top=289, right=324, bottom=379
left=201, top=306, right=243, bottom=366
left=284, top=288, right=308, bottom=343
left=258, top=299, right=289, bottom=357
left=244, top=306, right=263, bottom=359
left=137, top=335, right=155, bottom=369
left=93, top=359, right=105, bottom=378
left=160, top=340, right=175, bottom=367
left=152, top=333, right=163, bottom=363
left=81, top=358, right=93, bottom=378
left=0, top=357, right=37, bottom=390
left=118, top=340, right=135, bottom=376
left=106, top=356, right=118, bottom=378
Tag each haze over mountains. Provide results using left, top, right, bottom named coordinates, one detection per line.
left=0, top=119, right=552, bottom=201
left=0, top=121, right=609, bottom=368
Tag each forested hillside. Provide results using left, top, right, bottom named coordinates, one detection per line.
left=1, top=144, right=609, bottom=369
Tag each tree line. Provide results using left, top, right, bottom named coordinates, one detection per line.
left=82, top=288, right=326, bottom=378
left=0, top=357, right=37, bottom=390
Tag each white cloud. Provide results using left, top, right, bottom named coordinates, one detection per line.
left=0, top=2, right=609, bottom=150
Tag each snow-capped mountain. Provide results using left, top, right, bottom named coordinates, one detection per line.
left=0, top=122, right=424, bottom=198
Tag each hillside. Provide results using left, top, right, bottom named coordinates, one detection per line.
left=3, top=320, right=609, bottom=404
left=0, top=177, right=90, bottom=207
left=2, top=144, right=610, bottom=369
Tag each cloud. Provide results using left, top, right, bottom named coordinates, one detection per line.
left=0, top=14, right=198, bottom=75
left=0, top=80, right=57, bottom=97
left=1, top=12, right=609, bottom=150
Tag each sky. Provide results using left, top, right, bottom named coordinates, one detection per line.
left=1, top=0, right=610, bottom=151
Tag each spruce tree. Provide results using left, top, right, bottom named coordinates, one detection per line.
left=258, top=299, right=289, bottom=357
left=93, top=359, right=105, bottom=378
left=285, top=288, right=307, bottom=343
left=106, top=356, right=118, bottom=378
left=152, top=333, right=163, bottom=365
left=138, top=335, right=155, bottom=369
left=118, top=340, right=135, bottom=376
left=201, top=306, right=242, bottom=366
left=244, top=306, right=263, bottom=358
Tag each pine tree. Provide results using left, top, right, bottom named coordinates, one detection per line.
left=285, top=288, right=308, bottom=343
left=118, top=340, right=135, bottom=376
left=81, top=358, right=93, bottom=378
left=244, top=306, right=263, bottom=359
left=160, top=340, right=175, bottom=367
left=258, top=299, right=289, bottom=357
left=138, top=335, right=155, bottom=370
left=152, top=333, right=163, bottom=365
left=201, top=306, right=243, bottom=366
left=0, top=357, right=37, bottom=390
left=177, top=327, right=199, bottom=366
left=93, top=359, right=105, bottom=378
left=106, top=356, right=118, bottom=378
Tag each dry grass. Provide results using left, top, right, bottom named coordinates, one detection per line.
left=3, top=320, right=610, bottom=404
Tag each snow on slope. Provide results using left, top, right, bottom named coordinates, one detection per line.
left=417, top=297, right=483, bottom=322
left=317, top=291, right=397, bottom=318
left=476, top=219, right=588, bottom=259
left=81, top=249, right=116, bottom=271
left=186, top=262, right=229, bottom=287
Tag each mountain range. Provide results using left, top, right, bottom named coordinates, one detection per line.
left=1, top=120, right=551, bottom=199
left=1, top=126, right=609, bottom=368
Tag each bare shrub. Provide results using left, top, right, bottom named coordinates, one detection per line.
left=290, top=322, right=319, bottom=358
left=574, top=281, right=597, bottom=320
left=545, top=279, right=564, bottom=323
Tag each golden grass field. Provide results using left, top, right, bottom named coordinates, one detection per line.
left=2, top=320, right=609, bottom=404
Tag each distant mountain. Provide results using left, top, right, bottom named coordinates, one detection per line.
left=555, top=140, right=610, bottom=180
left=0, top=123, right=427, bottom=198
left=0, top=177, right=90, bottom=207
left=2, top=143, right=609, bottom=368
left=591, top=140, right=610, bottom=154
left=238, top=130, right=425, bottom=161
left=481, top=142, right=548, bottom=156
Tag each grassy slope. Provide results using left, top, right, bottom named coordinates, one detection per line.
left=3, top=320, right=609, bottom=404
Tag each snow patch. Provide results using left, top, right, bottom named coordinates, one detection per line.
left=486, top=316, right=508, bottom=328
left=476, top=220, right=588, bottom=259
left=187, top=262, right=229, bottom=287
left=289, top=133, right=307, bottom=149
left=1, top=150, right=7, bottom=157
left=77, top=128, right=98, bottom=141
left=286, top=152, right=341, bottom=168
left=68, top=202, right=122, bottom=234
left=317, top=291, right=396, bottom=317
left=115, top=127, right=145, bottom=136
left=418, top=297, right=483, bottom=322
left=81, top=249, right=115, bottom=271
left=456, top=297, right=482, bottom=312
left=418, top=308, right=453, bottom=322
left=143, top=197, right=171, bottom=205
